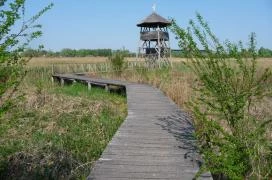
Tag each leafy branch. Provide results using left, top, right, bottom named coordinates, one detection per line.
left=171, top=13, right=272, bottom=179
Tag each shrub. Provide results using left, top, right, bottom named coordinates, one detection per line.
left=0, top=0, right=53, bottom=114
left=171, top=13, right=272, bottom=179
left=108, top=51, right=126, bottom=75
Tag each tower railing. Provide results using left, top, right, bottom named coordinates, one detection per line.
left=140, top=31, right=169, bottom=41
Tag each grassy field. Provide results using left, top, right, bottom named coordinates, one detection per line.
left=0, top=74, right=127, bottom=179
left=27, top=56, right=272, bottom=66
left=27, top=57, right=109, bottom=66
left=1, top=56, right=271, bottom=179
left=26, top=56, right=272, bottom=108
left=27, top=57, right=187, bottom=66
left=93, top=66, right=193, bottom=108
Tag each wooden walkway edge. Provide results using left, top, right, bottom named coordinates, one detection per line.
left=52, top=74, right=212, bottom=180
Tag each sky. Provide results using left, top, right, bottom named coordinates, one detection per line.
left=24, top=0, right=272, bottom=52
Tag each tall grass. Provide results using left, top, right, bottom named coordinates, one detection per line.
left=93, top=63, right=193, bottom=108
left=26, top=57, right=189, bottom=66
left=25, top=61, right=193, bottom=107
left=25, top=59, right=271, bottom=110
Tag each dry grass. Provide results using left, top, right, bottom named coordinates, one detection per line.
left=25, top=57, right=272, bottom=110
left=91, top=58, right=272, bottom=115
left=27, top=57, right=109, bottom=66
left=27, top=57, right=272, bottom=67
left=91, top=68, right=194, bottom=109
left=27, top=57, right=187, bottom=67
left=257, top=58, right=272, bottom=68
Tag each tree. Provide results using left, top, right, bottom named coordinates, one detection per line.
left=0, top=0, right=53, bottom=113
left=258, top=47, right=272, bottom=57
left=108, top=50, right=126, bottom=76
left=171, top=13, right=272, bottom=179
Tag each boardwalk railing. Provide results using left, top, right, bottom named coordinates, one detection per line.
left=25, top=61, right=173, bottom=83
left=51, top=61, right=172, bottom=74
left=26, top=61, right=172, bottom=75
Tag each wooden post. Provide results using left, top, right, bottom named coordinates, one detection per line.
left=60, top=78, right=64, bottom=86
left=51, top=76, right=55, bottom=83
left=94, top=64, right=97, bottom=72
left=81, top=64, right=84, bottom=72
left=51, top=64, right=54, bottom=75
left=72, top=79, right=76, bottom=85
left=157, top=26, right=161, bottom=63
left=100, top=64, right=103, bottom=72
left=88, top=82, right=92, bottom=90
left=88, top=64, right=91, bottom=72
left=168, top=34, right=173, bottom=68
left=105, top=85, right=109, bottom=92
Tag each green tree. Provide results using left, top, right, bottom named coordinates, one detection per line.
left=108, top=50, right=126, bottom=76
left=258, top=47, right=272, bottom=57
left=0, top=0, right=53, bottom=113
left=171, top=13, right=272, bottom=179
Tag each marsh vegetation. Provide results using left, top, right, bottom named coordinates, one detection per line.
left=0, top=74, right=126, bottom=179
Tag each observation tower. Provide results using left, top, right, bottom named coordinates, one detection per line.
left=137, top=6, right=172, bottom=66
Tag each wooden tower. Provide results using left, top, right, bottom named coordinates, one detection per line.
left=137, top=9, right=172, bottom=67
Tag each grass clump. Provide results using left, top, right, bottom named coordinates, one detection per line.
left=0, top=80, right=127, bottom=179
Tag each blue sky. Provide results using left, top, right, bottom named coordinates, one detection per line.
left=25, top=0, right=272, bottom=52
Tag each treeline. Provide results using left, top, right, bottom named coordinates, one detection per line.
left=258, top=47, right=272, bottom=57
left=171, top=47, right=272, bottom=58
left=23, top=47, right=272, bottom=58
left=22, top=48, right=136, bottom=57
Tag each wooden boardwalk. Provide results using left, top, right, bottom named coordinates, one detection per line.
left=52, top=74, right=212, bottom=180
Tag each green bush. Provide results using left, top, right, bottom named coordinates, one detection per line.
left=171, top=13, right=272, bottom=179
left=258, top=47, right=272, bottom=57
left=0, top=0, right=53, bottom=114
left=108, top=51, right=126, bottom=75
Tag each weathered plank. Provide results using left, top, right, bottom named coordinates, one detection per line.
left=52, top=74, right=212, bottom=180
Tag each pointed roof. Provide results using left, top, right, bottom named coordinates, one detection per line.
left=137, top=12, right=171, bottom=27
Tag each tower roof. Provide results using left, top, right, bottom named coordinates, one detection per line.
left=137, top=12, right=171, bottom=27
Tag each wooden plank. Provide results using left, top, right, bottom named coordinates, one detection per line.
left=52, top=73, right=212, bottom=180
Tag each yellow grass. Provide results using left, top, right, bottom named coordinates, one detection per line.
left=27, top=56, right=272, bottom=67
left=257, top=58, right=272, bottom=68
left=27, top=57, right=187, bottom=66
left=27, top=57, right=108, bottom=66
left=25, top=56, right=272, bottom=109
